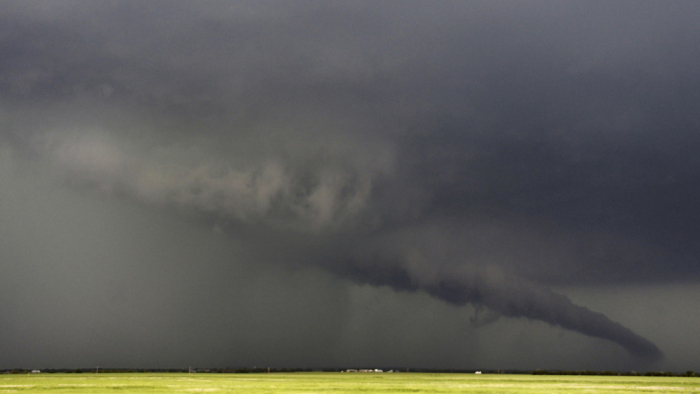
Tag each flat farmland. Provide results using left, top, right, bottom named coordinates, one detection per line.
left=1, top=372, right=699, bottom=393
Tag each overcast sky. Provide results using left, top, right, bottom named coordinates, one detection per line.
left=2, top=0, right=700, bottom=372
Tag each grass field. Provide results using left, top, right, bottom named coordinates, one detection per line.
left=1, top=372, right=699, bottom=393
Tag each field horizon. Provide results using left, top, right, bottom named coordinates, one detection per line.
left=2, top=372, right=699, bottom=393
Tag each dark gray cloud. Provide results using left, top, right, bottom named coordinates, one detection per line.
left=2, top=0, right=700, bottom=370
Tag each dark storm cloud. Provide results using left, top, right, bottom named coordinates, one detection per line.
left=2, top=0, right=700, bottom=368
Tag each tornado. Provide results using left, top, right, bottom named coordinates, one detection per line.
left=342, top=262, right=664, bottom=361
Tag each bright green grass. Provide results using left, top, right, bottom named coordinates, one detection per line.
left=1, top=372, right=699, bottom=393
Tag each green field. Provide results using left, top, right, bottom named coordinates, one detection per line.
left=1, top=372, right=699, bottom=393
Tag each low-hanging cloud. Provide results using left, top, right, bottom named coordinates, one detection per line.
left=30, top=127, right=387, bottom=231
left=18, top=123, right=664, bottom=361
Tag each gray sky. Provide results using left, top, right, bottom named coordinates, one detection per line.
left=2, top=0, right=700, bottom=372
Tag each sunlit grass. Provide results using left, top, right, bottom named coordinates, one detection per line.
left=1, top=372, right=699, bottom=393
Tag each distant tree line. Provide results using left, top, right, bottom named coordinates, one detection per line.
left=0, top=368, right=493, bottom=374
left=532, top=369, right=696, bottom=377
left=1, top=367, right=317, bottom=374
left=2, top=368, right=696, bottom=376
